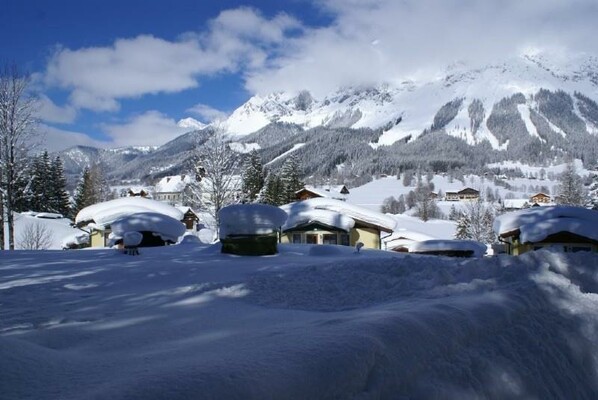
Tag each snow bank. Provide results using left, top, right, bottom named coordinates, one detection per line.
left=1, top=247, right=598, bottom=399
left=219, top=204, right=288, bottom=238
left=110, top=212, right=186, bottom=244
left=494, top=206, right=598, bottom=242
left=409, top=239, right=487, bottom=257
left=75, top=197, right=184, bottom=228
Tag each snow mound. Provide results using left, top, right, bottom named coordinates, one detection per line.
left=219, top=204, right=288, bottom=238
left=110, top=212, right=186, bottom=244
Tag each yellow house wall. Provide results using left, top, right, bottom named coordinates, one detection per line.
left=90, top=230, right=105, bottom=247
left=351, top=227, right=381, bottom=249
left=282, top=227, right=382, bottom=249
left=507, top=239, right=598, bottom=255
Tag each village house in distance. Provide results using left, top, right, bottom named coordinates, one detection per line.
left=295, top=185, right=350, bottom=201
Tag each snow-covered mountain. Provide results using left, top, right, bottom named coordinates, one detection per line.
left=177, top=117, right=208, bottom=130
left=224, top=53, right=598, bottom=151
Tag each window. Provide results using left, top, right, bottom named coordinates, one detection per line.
left=340, top=234, right=350, bottom=246
left=569, top=245, right=592, bottom=253
left=292, top=233, right=302, bottom=244
left=322, top=234, right=337, bottom=245
left=306, top=234, right=318, bottom=244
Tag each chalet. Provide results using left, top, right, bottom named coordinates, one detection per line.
left=445, top=188, right=480, bottom=202
left=445, top=191, right=460, bottom=201
left=457, top=188, right=480, bottom=201
left=494, top=206, right=598, bottom=255
left=126, top=187, right=150, bottom=197
left=530, top=192, right=551, bottom=204
left=177, top=206, right=200, bottom=230
left=75, top=197, right=186, bottom=248
left=154, top=175, right=194, bottom=205
left=295, top=185, right=350, bottom=201
left=280, top=198, right=396, bottom=250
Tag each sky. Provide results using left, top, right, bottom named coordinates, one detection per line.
left=3, top=0, right=598, bottom=151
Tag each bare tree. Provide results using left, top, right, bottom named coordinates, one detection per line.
left=454, top=199, right=496, bottom=244
left=0, top=64, right=37, bottom=249
left=188, top=127, right=242, bottom=235
left=18, top=221, right=53, bottom=250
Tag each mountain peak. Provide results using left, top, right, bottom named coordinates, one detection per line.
left=177, top=117, right=208, bottom=130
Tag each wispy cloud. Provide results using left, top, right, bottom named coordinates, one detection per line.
left=186, top=103, right=228, bottom=122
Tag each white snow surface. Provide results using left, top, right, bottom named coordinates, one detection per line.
left=409, top=239, right=488, bottom=257
left=109, top=212, right=186, bottom=244
left=75, top=197, right=184, bottom=228
left=493, top=206, right=598, bottom=243
left=154, top=175, right=194, bottom=193
left=2, top=245, right=598, bottom=399
left=219, top=204, right=288, bottom=238
left=13, top=213, right=83, bottom=250
left=283, top=198, right=396, bottom=232
left=282, top=208, right=355, bottom=232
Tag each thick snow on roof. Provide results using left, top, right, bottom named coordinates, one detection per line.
left=219, top=204, right=288, bottom=238
left=494, top=206, right=598, bottom=243
left=110, top=212, right=186, bottom=244
left=75, top=197, right=184, bottom=228
left=282, top=208, right=355, bottom=232
left=2, top=247, right=598, bottom=398
left=154, top=175, right=194, bottom=193
left=409, top=239, right=487, bottom=257
left=283, top=198, right=396, bottom=232
left=299, top=185, right=347, bottom=199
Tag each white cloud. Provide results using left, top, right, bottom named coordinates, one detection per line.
left=186, top=103, right=229, bottom=122
left=101, top=111, right=190, bottom=147
left=36, top=124, right=110, bottom=152
left=44, top=8, right=301, bottom=111
left=36, top=95, right=77, bottom=124
left=246, top=0, right=598, bottom=95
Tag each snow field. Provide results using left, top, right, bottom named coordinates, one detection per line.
left=1, top=245, right=598, bottom=399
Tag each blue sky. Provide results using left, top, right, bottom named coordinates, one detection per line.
left=3, top=0, right=597, bottom=150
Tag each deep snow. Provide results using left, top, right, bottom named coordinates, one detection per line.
left=1, top=244, right=598, bottom=399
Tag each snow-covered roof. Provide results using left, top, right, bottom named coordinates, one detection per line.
left=282, top=198, right=396, bottom=232
left=219, top=204, right=288, bottom=238
left=75, top=197, right=184, bottom=228
left=297, top=185, right=348, bottom=199
left=109, top=212, right=186, bottom=244
left=494, top=206, right=598, bottom=243
left=409, top=239, right=487, bottom=257
left=154, top=175, right=194, bottom=193
left=282, top=209, right=355, bottom=232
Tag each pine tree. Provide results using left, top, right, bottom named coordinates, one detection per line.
left=556, top=161, right=587, bottom=206
left=241, top=150, right=265, bottom=202
left=263, top=173, right=285, bottom=206
left=28, top=151, right=52, bottom=212
left=48, top=156, right=71, bottom=215
left=280, top=154, right=304, bottom=204
left=71, top=168, right=94, bottom=218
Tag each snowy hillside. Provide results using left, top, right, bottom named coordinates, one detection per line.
left=2, top=244, right=598, bottom=398
left=224, top=53, right=598, bottom=150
